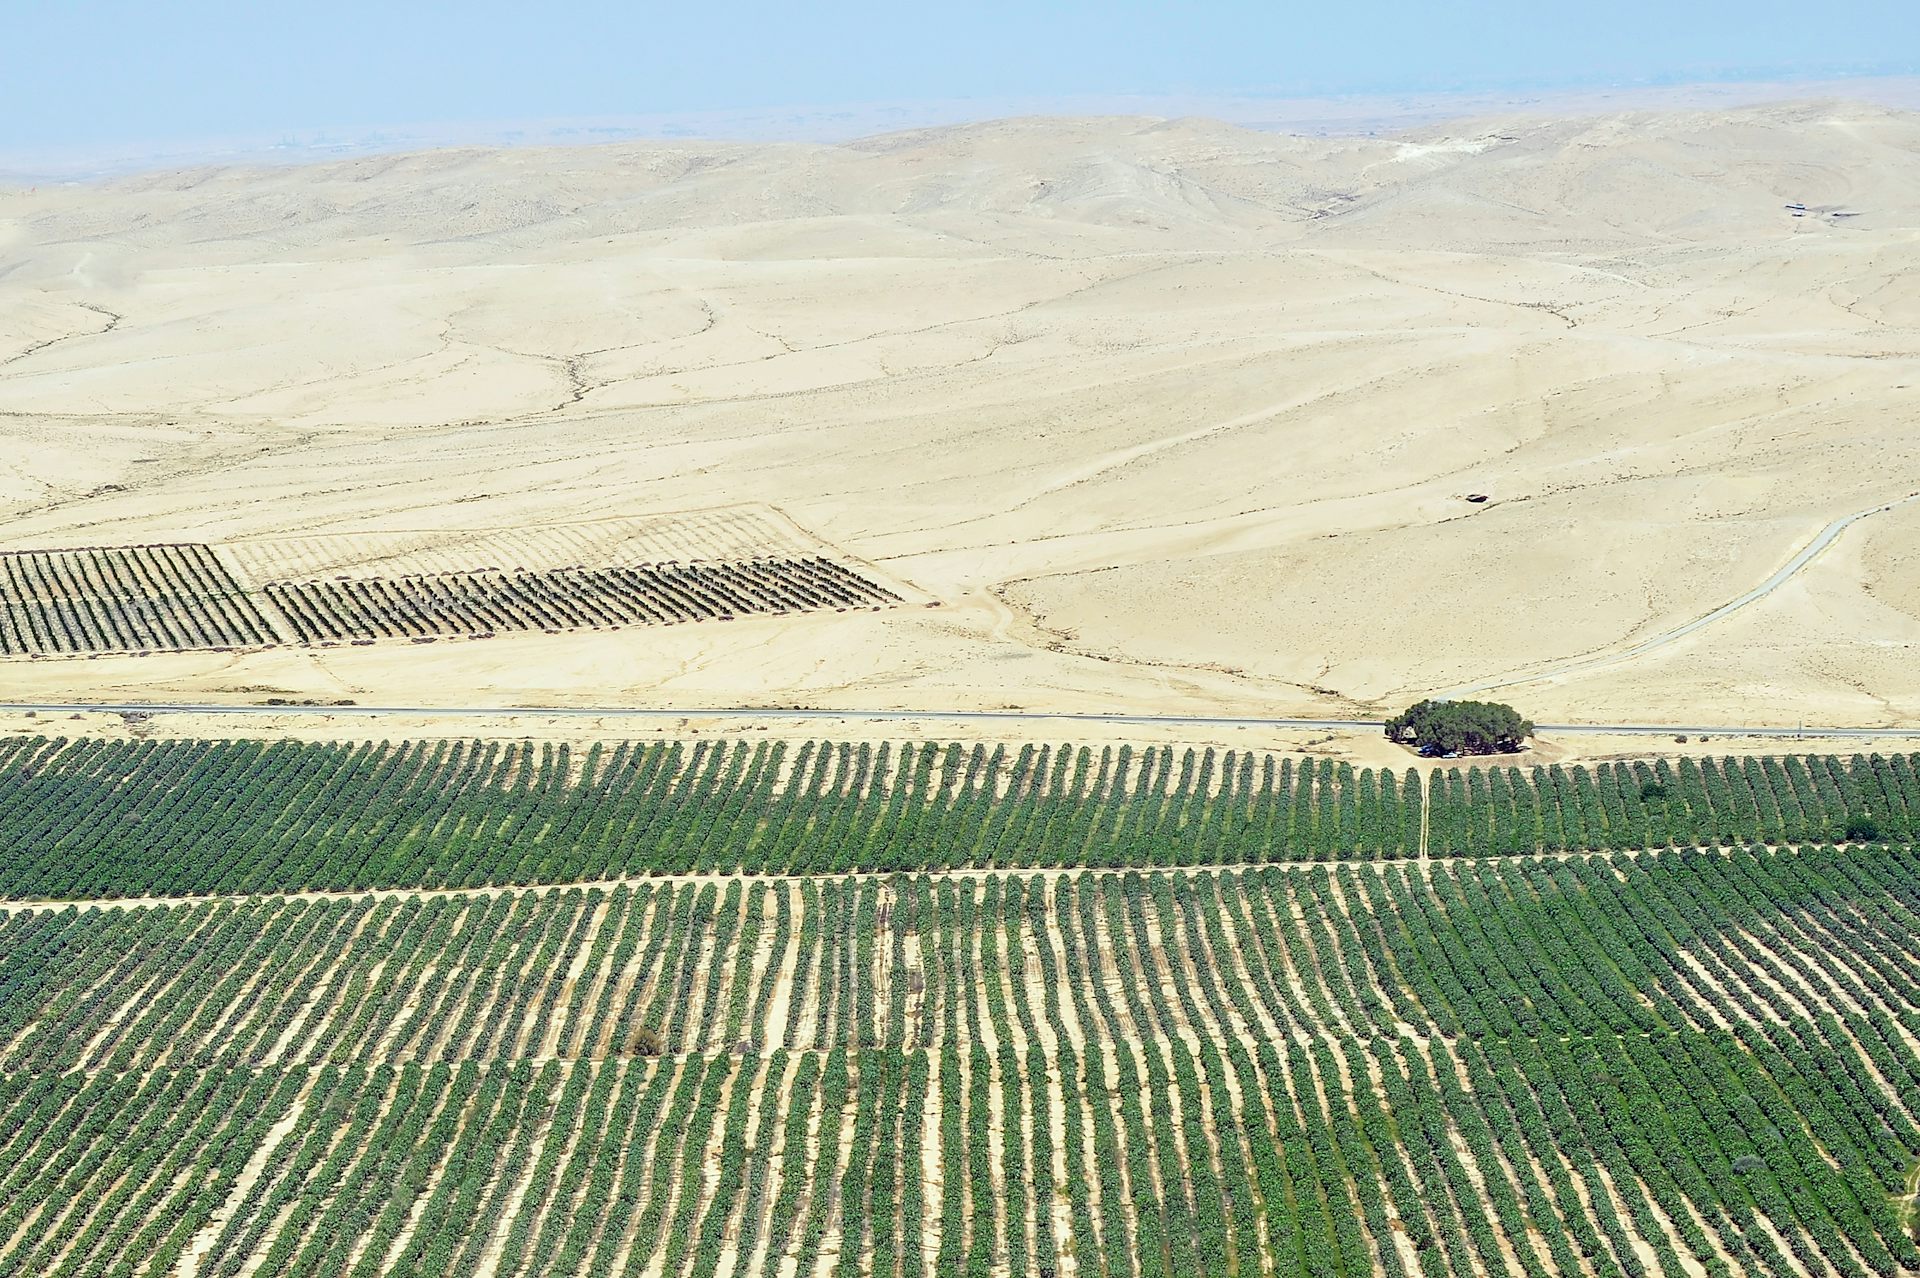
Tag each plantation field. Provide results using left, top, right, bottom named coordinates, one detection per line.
left=6, top=851, right=1920, bottom=1277
left=3, top=735, right=1919, bottom=898
left=261, top=557, right=898, bottom=644
left=0, top=544, right=278, bottom=656
left=217, top=507, right=832, bottom=583
left=0, top=508, right=908, bottom=657
left=6, top=733, right=1920, bottom=1278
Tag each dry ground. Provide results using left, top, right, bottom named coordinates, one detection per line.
left=3, top=102, right=1919, bottom=726
left=3, top=707, right=1911, bottom=777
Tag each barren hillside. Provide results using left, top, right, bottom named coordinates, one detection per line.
left=2, top=102, right=1917, bottom=723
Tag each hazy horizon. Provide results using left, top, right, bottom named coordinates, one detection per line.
left=6, top=71, right=1920, bottom=184
left=4, top=0, right=1916, bottom=177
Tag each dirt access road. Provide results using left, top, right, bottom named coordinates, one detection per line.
left=1439, top=492, right=1920, bottom=700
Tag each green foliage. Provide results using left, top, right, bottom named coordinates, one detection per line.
left=2, top=848, right=1920, bottom=1277
left=3, top=736, right=1920, bottom=900
left=1386, top=698, right=1535, bottom=755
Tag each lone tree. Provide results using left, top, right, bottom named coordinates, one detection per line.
left=1386, top=699, right=1533, bottom=756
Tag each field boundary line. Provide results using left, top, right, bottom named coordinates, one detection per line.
left=0, top=840, right=1873, bottom=915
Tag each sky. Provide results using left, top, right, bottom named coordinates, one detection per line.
left=4, top=0, right=1916, bottom=156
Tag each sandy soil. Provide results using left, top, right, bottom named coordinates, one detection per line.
left=3, top=103, right=1919, bottom=729
left=5, top=707, right=1914, bottom=782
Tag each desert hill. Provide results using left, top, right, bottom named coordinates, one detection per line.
left=1, top=103, right=1917, bottom=724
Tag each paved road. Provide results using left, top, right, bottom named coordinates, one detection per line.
left=4, top=701, right=1919, bottom=738
left=1439, top=491, right=1920, bottom=700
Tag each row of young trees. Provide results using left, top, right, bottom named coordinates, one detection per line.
left=0, top=538, right=898, bottom=656
left=3, top=734, right=1919, bottom=898
left=0, top=544, right=278, bottom=655
left=7, top=849, right=1920, bottom=1277
left=262, top=555, right=897, bottom=643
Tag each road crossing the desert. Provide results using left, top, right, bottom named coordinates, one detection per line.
left=4, top=699, right=1919, bottom=739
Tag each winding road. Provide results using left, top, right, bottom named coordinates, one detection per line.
left=1438, top=491, right=1920, bottom=700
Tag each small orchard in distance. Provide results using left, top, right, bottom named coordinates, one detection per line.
left=1387, top=698, right=1534, bottom=756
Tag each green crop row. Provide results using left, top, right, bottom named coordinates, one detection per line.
left=6, top=850, right=1920, bottom=1275
left=6, top=734, right=1920, bottom=899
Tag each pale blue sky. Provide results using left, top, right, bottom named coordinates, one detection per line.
left=4, top=0, right=1915, bottom=153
